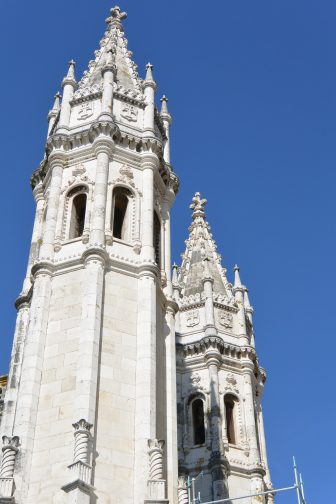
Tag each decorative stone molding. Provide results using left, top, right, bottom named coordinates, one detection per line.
left=61, top=419, right=94, bottom=500
left=0, top=436, right=19, bottom=501
left=177, top=336, right=256, bottom=363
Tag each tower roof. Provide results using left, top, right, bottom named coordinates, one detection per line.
left=178, top=193, right=233, bottom=300
left=75, top=6, right=143, bottom=100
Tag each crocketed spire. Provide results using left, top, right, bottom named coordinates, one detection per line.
left=178, top=193, right=233, bottom=299
left=76, top=5, right=142, bottom=96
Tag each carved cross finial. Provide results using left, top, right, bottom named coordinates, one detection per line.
left=190, top=192, right=207, bottom=219
left=106, top=5, right=127, bottom=30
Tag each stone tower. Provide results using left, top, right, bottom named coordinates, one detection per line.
left=174, top=194, right=274, bottom=503
left=0, top=6, right=274, bottom=504
left=0, top=6, right=179, bottom=504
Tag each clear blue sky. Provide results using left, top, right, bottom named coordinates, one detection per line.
left=1, top=1, right=335, bottom=501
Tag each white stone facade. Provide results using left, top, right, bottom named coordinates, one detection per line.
left=0, top=6, right=273, bottom=504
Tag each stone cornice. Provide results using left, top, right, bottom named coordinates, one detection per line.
left=177, top=336, right=256, bottom=362
left=15, top=288, right=32, bottom=311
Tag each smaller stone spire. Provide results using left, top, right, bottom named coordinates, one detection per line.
left=160, top=95, right=172, bottom=123
left=190, top=192, right=207, bottom=220
left=233, top=264, right=242, bottom=288
left=62, top=60, right=77, bottom=88
left=106, top=5, right=127, bottom=31
left=52, top=91, right=62, bottom=111
left=144, top=63, right=156, bottom=87
left=172, top=263, right=179, bottom=285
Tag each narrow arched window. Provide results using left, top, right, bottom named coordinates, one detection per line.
left=224, top=394, right=236, bottom=445
left=69, top=192, right=87, bottom=239
left=153, top=211, right=161, bottom=267
left=112, top=188, right=132, bottom=241
left=192, top=398, right=205, bottom=445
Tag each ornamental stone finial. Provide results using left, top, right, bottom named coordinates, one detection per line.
left=106, top=6, right=127, bottom=31
left=62, top=60, right=77, bottom=88
left=233, top=264, right=242, bottom=287
left=190, top=192, right=207, bottom=219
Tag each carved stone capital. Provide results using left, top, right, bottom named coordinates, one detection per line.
left=92, top=135, right=115, bottom=158
left=82, top=247, right=108, bottom=268
left=30, top=260, right=54, bottom=279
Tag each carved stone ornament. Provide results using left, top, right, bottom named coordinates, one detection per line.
left=219, top=310, right=233, bottom=328
left=121, top=103, right=138, bottom=122
left=186, top=309, right=199, bottom=327
left=225, top=373, right=239, bottom=394
left=77, top=101, right=93, bottom=120
left=115, top=164, right=135, bottom=188
left=72, top=164, right=86, bottom=177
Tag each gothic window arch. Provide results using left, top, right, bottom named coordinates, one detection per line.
left=111, top=186, right=133, bottom=242
left=188, top=395, right=206, bottom=446
left=224, top=393, right=238, bottom=445
left=67, top=185, right=88, bottom=240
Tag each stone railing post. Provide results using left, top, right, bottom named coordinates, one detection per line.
left=0, top=435, right=19, bottom=500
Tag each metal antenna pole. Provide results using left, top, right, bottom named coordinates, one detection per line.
left=293, top=456, right=301, bottom=504
left=299, top=473, right=306, bottom=504
left=192, top=477, right=196, bottom=504
left=188, top=475, right=192, bottom=504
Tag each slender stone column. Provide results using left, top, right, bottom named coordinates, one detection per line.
left=74, top=249, right=107, bottom=424
left=0, top=436, right=20, bottom=500
left=162, top=196, right=173, bottom=293
left=160, top=96, right=172, bottom=165
left=233, top=266, right=249, bottom=345
left=0, top=299, right=30, bottom=437
left=47, top=92, right=61, bottom=136
left=90, top=137, right=114, bottom=246
left=143, top=64, right=157, bottom=137
left=134, top=267, right=157, bottom=503
left=100, top=47, right=116, bottom=120
left=242, top=366, right=261, bottom=465
left=12, top=263, right=53, bottom=502
left=202, top=259, right=217, bottom=337
left=205, top=346, right=229, bottom=501
left=140, top=152, right=158, bottom=261
left=58, top=60, right=77, bottom=132
left=205, top=349, right=222, bottom=454
left=39, top=152, right=66, bottom=260
left=164, top=302, right=179, bottom=503
left=20, top=183, right=45, bottom=292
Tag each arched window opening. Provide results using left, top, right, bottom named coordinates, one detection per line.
left=153, top=211, right=161, bottom=267
left=224, top=394, right=236, bottom=445
left=69, top=193, right=87, bottom=239
left=112, top=188, right=131, bottom=241
left=192, top=398, right=205, bottom=445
